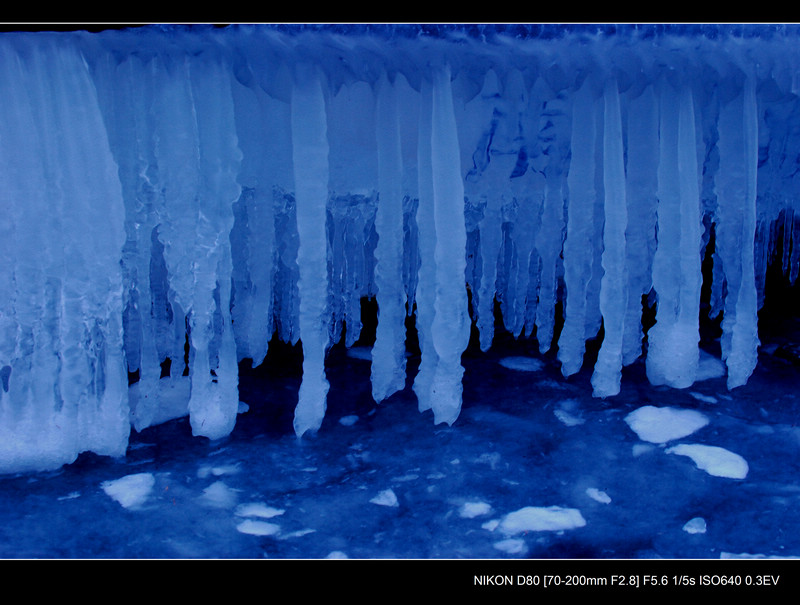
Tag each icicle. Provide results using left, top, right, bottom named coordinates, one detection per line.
left=559, top=77, right=600, bottom=377
left=428, top=65, right=471, bottom=426
left=371, top=72, right=408, bottom=403
left=591, top=78, right=629, bottom=398
left=646, top=81, right=703, bottom=389
left=230, top=75, right=277, bottom=368
left=621, top=84, right=659, bottom=366
left=716, top=74, right=760, bottom=389
left=291, top=63, right=331, bottom=437
left=0, top=35, right=129, bottom=472
left=413, top=78, right=437, bottom=414
left=534, top=84, right=570, bottom=353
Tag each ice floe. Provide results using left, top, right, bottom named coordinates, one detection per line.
left=199, top=481, right=239, bottom=508
left=624, top=406, right=710, bottom=443
left=666, top=444, right=749, bottom=479
left=235, top=502, right=285, bottom=519
left=236, top=519, right=281, bottom=536
left=101, top=473, right=155, bottom=509
left=499, top=506, right=586, bottom=534
left=460, top=501, right=492, bottom=518
left=339, top=415, right=359, bottom=426
left=586, top=488, right=612, bottom=504
left=370, top=489, right=399, bottom=507
left=683, top=517, right=707, bottom=534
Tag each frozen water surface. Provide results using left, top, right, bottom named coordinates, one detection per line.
left=0, top=24, right=798, bottom=561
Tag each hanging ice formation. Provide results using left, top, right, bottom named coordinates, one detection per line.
left=1, top=24, right=800, bottom=473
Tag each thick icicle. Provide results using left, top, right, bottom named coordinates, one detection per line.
left=230, top=73, right=277, bottom=368
left=716, top=75, right=760, bottom=389
left=591, top=78, right=629, bottom=398
left=291, top=63, right=331, bottom=436
left=559, top=77, right=600, bottom=377
left=413, top=78, right=437, bottom=414
left=371, top=73, right=408, bottom=403
left=621, top=84, right=659, bottom=366
left=428, top=65, right=471, bottom=426
left=0, top=35, right=129, bottom=472
left=646, top=81, right=703, bottom=389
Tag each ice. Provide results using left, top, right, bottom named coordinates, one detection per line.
left=498, top=506, right=587, bottom=534
left=236, top=520, right=281, bottom=537
left=666, top=444, right=749, bottom=479
left=498, top=357, right=544, bottom=372
left=101, top=473, right=155, bottom=509
left=370, top=73, right=409, bottom=404
left=586, top=488, right=612, bottom=504
left=291, top=63, right=331, bottom=437
left=683, top=517, right=707, bottom=534
left=199, top=480, right=239, bottom=508
left=591, top=78, right=629, bottom=398
left=624, top=406, right=710, bottom=444
left=460, top=501, right=493, bottom=518
left=0, top=24, right=799, bottom=479
left=235, top=503, right=285, bottom=519
left=646, top=81, right=703, bottom=389
left=715, top=76, right=761, bottom=389
left=370, top=489, right=399, bottom=507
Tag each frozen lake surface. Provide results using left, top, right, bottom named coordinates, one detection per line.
left=1, top=326, right=799, bottom=560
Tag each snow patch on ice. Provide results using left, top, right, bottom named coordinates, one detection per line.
left=197, top=464, right=240, bottom=479
left=499, top=506, right=586, bottom=534
left=493, top=538, right=527, bottom=555
left=101, top=473, right=155, bottom=509
left=499, top=357, right=544, bottom=372
left=632, top=443, right=656, bottom=457
left=721, top=552, right=800, bottom=559
left=199, top=481, right=239, bottom=508
left=666, top=444, right=749, bottom=479
left=554, top=409, right=585, bottom=426
left=696, top=351, right=727, bottom=381
left=689, top=392, right=718, bottom=404
left=625, top=406, right=709, bottom=443
left=683, top=517, right=707, bottom=534
left=370, top=489, right=399, bottom=507
left=326, top=550, right=349, bottom=559
left=460, top=501, right=492, bottom=518
left=586, top=488, right=612, bottom=504
left=236, top=519, right=281, bottom=536
left=235, top=502, right=285, bottom=519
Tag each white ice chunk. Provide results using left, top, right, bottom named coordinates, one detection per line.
left=235, top=503, right=285, bottom=519
left=683, top=517, right=707, bottom=534
left=326, top=551, right=349, bottom=559
left=199, top=481, right=239, bottom=508
left=499, top=506, right=586, bottom=534
left=460, top=501, right=493, bottom=518
left=624, top=406, right=709, bottom=444
left=586, top=488, right=612, bottom=504
left=689, top=392, right=718, bottom=404
left=339, top=415, right=359, bottom=426
left=236, top=520, right=281, bottom=537
left=101, top=473, right=155, bottom=509
left=493, top=538, right=527, bottom=555
left=370, top=489, right=399, bottom=507
left=554, top=400, right=585, bottom=426
left=696, top=350, right=727, bottom=381
left=666, top=444, right=749, bottom=479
